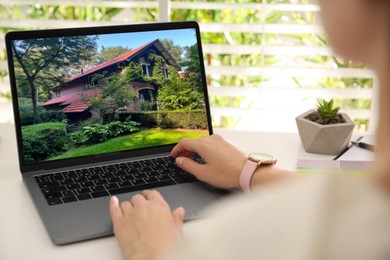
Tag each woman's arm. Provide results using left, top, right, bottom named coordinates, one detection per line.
left=170, top=134, right=298, bottom=191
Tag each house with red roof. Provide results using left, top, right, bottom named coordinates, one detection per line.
left=41, top=39, right=179, bottom=122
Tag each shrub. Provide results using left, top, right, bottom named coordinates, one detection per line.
left=71, top=121, right=140, bottom=146
left=19, top=104, right=66, bottom=126
left=22, top=122, right=68, bottom=163
left=120, top=110, right=208, bottom=129
left=39, top=110, right=66, bottom=123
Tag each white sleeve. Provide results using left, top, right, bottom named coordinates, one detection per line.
left=163, top=175, right=390, bottom=260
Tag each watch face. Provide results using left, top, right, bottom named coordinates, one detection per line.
left=248, top=152, right=276, bottom=164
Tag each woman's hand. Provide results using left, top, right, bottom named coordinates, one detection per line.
left=109, top=190, right=185, bottom=260
left=170, top=134, right=247, bottom=189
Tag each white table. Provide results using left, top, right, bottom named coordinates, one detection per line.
left=0, top=123, right=332, bottom=260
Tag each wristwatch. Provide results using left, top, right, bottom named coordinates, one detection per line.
left=239, top=152, right=277, bottom=193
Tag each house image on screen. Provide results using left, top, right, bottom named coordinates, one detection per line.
left=41, top=39, right=179, bottom=122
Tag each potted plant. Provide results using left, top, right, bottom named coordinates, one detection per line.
left=295, top=99, right=354, bottom=155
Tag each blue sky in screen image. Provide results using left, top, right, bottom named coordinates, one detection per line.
left=96, top=29, right=197, bottom=51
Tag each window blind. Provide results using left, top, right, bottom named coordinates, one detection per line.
left=0, top=0, right=376, bottom=132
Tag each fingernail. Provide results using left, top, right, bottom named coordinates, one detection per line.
left=110, top=196, right=118, bottom=204
left=176, top=157, right=183, bottom=166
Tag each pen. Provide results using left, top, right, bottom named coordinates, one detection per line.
left=351, top=141, right=376, bottom=152
left=333, top=136, right=363, bottom=160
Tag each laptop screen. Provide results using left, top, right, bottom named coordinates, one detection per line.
left=8, top=23, right=211, bottom=166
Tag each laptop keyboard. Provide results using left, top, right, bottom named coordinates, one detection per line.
left=34, top=156, right=198, bottom=206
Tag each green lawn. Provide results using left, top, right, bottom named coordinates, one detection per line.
left=51, top=128, right=208, bottom=160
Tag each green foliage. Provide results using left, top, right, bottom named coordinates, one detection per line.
left=157, top=64, right=202, bottom=111
left=93, top=46, right=131, bottom=65
left=316, top=99, right=340, bottom=120
left=12, top=35, right=98, bottom=123
left=159, top=39, right=183, bottom=63
left=122, top=110, right=208, bottom=129
left=123, top=61, right=145, bottom=83
left=22, top=122, right=68, bottom=163
left=146, top=53, right=168, bottom=88
left=137, top=101, right=154, bottom=111
left=19, top=104, right=66, bottom=125
left=84, top=72, right=137, bottom=122
left=71, top=121, right=140, bottom=146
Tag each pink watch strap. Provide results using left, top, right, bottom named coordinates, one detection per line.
left=239, top=160, right=259, bottom=193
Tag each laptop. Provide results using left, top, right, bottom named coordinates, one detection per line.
left=6, top=21, right=227, bottom=245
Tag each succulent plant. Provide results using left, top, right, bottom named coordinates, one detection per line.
left=316, top=98, right=340, bottom=120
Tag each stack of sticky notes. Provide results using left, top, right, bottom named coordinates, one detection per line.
left=297, top=136, right=375, bottom=175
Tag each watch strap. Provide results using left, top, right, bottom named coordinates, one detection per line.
left=239, top=159, right=259, bottom=193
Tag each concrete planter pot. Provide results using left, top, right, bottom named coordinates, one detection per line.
left=295, top=110, right=354, bottom=155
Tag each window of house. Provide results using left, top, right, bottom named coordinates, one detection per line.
left=163, top=67, right=169, bottom=78
left=55, top=89, right=61, bottom=97
left=142, top=63, right=152, bottom=77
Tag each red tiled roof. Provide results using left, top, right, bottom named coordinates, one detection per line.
left=67, top=40, right=157, bottom=83
left=41, top=88, right=100, bottom=113
left=63, top=102, right=91, bottom=113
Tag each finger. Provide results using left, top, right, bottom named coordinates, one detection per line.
left=109, top=196, right=123, bottom=221
left=131, top=193, right=146, bottom=206
left=172, top=207, right=185, bottom=226
left=120, top=200, right=133, bottom=215
left=142, top=189, right=164, bottom=202
left=175, top=157, right=206, bottom=180
left=170, top=138, right=200, bottom=158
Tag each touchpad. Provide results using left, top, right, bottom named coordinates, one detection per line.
left=108, top=183, right=220, bottom=220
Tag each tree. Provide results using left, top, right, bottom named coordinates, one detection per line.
left=157, top=66, right=202, bottom=111
left=84, top=71, right=137, bottom=122
left=181, top=44, right=203, bottom=92
left=93, top=46, right=131, bottom=65
left=12, top=36, right=98, bottom=123
left=159, top=39, right=183, bottom=63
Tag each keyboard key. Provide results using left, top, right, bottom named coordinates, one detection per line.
left=45, top=192, right=62, bottom=199
left=100, top=172, right=114, bottom=179
left=73, top=176, right=88, bottom=183
left=115, top=171, right=128, bottom=177
left=91, top=191, right=109, bottom=198
left=47, top=198, right=63, bottom=206
left=42, top=186, right=66, bottom=195
left=126, top=168, right=140, bottom=175
left=53, top=175, right=64, bottom=181
left=35, top=176, right=52, bottom=184
left=87, top=175, right=101, bottom=181
left=59, top=179, right=74, bottom=185
left=94, top=179, right=108, bottom=185
left=80, top=181, right=94, bottom=188
left=62, top=190, right=77, bottom=197
left=107, top=177, right=121, bottom=183
left=140, top=166, right=153, bottom=173
left=104, top=183, right=119, bottom=190
left=65, top=183, right=81, bottom=190
left=117, top=181, right=133, bottom=188
left=77, top=194, right=92, bottom=201
left=156, top=175, right=172, bottom=182
left=132, top=173, right=147, bottom=180
left=144, top=177, right=159, bottom=183
left=120, top=175, right=134, bottom=182
left=76, top=188, right=91, bottom=194
left=131, top=179, right=146, bottom=186
left=38, top=181, right=60, bottom=189
left=90, top=185, right=106, bottom=193
left=147, top=171, right=159, bottom=177
left=62, top=196, right=77, bottom=203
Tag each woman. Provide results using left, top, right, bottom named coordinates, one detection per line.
left=109, top=0, right=390, bottom=259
